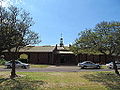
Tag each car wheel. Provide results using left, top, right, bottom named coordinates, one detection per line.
left=81, top=66, right=85, bottom=69
left=22, top=66, right=27, bottom=69
left=109, top=67, right=112, bottom=69
left=97, top=66, right=100, bottom=69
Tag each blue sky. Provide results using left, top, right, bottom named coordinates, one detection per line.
left=8, top=0, right=120, bottom=45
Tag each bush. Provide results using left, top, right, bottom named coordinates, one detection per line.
left=0, top=59, right=6, bottom=65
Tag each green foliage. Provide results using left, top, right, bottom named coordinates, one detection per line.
left=72, top=21, right=120, bottom=56
left=0, top=5, right=41, bottom=78
left=70, top=44, right=102, bottom=55
left=69, top=45, right=79, bottom=54
left=72, top=21, right=120, bottom=75
left=0, top=59, right=6, bottom=65
left=0, top=5, right=41, bottom=53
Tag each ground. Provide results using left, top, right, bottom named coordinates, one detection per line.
left=0, top=71, right=120, bottom=90
left=0, top=65, right=120, bottom=90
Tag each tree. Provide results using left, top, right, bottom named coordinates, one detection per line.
left=0, top=5, right=41, bottom=78
left=72, top=21, right=120, bottom=75
left=0, top=6, right=9, bottom=53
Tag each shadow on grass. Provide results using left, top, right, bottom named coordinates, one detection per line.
left=83, top=72, right=120, bottom=90
left=0, top=77, right=45, bottom=90
left=0, top=78, right=9, bottom=83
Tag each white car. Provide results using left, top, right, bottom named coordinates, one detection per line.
left=106, top=62, right=120, bottom=69
left=78, top=61, right=101, bottom=69
left=4, top=60, right=30, bottom=69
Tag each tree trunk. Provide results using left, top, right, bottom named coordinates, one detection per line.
left=10, top=47, right=18, bottom=79
left=10, top=59, right=16, bottom=79
left=113, top=60, right=120, bottom=75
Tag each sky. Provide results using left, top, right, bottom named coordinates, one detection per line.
left=1, top=0, right=120, bottom=46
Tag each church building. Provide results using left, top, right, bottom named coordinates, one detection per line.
left=3, top=36, right=76, bottom=65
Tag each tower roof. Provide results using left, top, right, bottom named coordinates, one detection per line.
left=60, top=33, right=64, bottom=47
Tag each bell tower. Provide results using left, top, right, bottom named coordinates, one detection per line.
left=60, top=33, right=64, bottom=47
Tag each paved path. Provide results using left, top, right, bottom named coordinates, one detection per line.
left=0, top=66, right=114, bottom=72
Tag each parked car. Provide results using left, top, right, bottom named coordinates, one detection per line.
left=4, top=60, right=30, bottom=69
left=106, top=62, right=120, bottom=69
left=77, top=61, right=101, bottom=69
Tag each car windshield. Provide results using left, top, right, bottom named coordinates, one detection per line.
left=109, top=62, right=113, bottom=64
left=15, top=61, right=20, bottom=64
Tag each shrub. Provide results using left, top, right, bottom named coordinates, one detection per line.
left=0, top=59, right=6, bottom=65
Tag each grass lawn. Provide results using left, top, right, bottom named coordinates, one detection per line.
left=101, top=65, right=107, bottom=69
left=30, top=64, right=51, bottom=68
left=0, top=64, right=50, bottom=69
left=0, top=71, right=120, bottom=90
left=0, top=65, right=4, bottom=68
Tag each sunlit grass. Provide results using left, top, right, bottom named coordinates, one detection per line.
left=101, top=65, right=107, bottom=69
left=0, top=71, right=119, bottom=90
left=0, top=64, right=50, bottom=69
left=0, top=65, right=4, bottom=68
left=30, top=64, right=50, bottom=68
